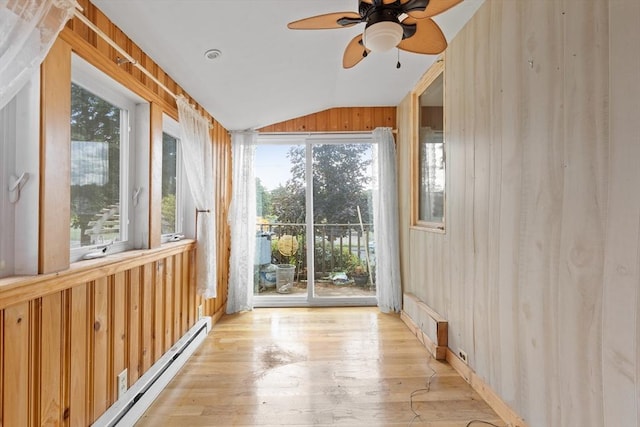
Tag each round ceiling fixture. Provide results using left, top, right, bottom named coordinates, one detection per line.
left=363, top=21, right=403, bottom=52
left=204, top=49, right=222, bottom=61
left=362, top=7, right=403, bottom=52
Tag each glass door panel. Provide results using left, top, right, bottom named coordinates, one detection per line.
left=253, top=143, right=308, bottom=303
left=253, top=137, right=377, bottom=307
left=310, top=142, right=376, bottom=302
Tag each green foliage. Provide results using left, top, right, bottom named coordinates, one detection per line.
left=270, top=183, right=305, bottom=224
left=256, top=178, right=273, bottom=217
left=70, top=83, right=121, bottom=245
left=162, top=133, right=177, bottom=197
left=161, top=194, right=176, bottom=234
left=71, top=84, right=120, bottom=143
left=313, top=241, right=361, bottom=274
left=267, top=144, right=372, bottom=230
left=309, top=144, right=372, bottom=225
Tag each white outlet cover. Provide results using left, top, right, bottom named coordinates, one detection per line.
left=117, top=369, right=128, bottom=399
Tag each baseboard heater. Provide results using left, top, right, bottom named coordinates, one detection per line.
left=92, top=316, right=213, bottom=427
left=401, top=292, right=448, bottom=360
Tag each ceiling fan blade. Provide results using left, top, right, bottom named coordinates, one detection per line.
left=288, top=12, right=362, bottom=30
left=408, top=0, right=463, bottom=18
left=400, top=0, right=430, bottom=14
left=343, top=34, right=370, bottom=69
left=397, top=17, right=447, bottom=54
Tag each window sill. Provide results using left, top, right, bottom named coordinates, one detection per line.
left=0, top=239, right=195, bottom=310
left=410, top=225, right=446, bottom=234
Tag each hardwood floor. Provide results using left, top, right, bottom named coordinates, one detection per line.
left=136, top=307, right=504, bottom=426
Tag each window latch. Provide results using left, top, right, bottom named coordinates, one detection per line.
left=8, top=172, right=29, bottom=204
left=82, top=241, right=114, bottom=260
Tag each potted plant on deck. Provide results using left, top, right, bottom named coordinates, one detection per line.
left=350, top=263, right=369, bottom=286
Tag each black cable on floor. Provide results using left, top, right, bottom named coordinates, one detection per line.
left=407, top=358, right=437, bottom=426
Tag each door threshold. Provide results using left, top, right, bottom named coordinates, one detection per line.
left=253, top=296, right=377, bottom=308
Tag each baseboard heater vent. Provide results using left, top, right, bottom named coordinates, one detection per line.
left=401, top=292, right=448, bottom=360
left=92, top=316, right=212, bottom=427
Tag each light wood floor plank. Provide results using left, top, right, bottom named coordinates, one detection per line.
left=137, top=307, right=504, bottom=426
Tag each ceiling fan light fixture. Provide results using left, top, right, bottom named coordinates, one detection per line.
left=363, top=21, right=403, bottom=52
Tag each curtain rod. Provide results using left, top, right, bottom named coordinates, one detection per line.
left=72, top=9, right=216, bottom=129
left=73, top=9, right=178, bottom=100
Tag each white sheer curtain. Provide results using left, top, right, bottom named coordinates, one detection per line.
left=1, top=0, right=77, bottom=110
left=226, top=130, right=257, bottom=313
left=176, top=95, right=217, bottom=298
left=372, top=127, right=402, bottom=312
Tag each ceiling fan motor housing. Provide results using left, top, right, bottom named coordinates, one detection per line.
left=364, top=7, right=400, bottom=29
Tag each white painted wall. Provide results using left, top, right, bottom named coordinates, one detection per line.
left=397, top=1, right=640, bottom=426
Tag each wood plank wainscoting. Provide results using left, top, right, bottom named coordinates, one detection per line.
left=0, top=241, right=212, bottom=426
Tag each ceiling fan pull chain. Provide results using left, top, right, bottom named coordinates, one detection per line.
left=396, top=48, right=401, bottom=69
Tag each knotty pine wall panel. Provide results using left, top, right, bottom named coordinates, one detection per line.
left=60, top=2, right=232, bottom=319
left=69, top=284, right=90, bottom=426
left=39, top=293, right=64, bottom=426
left=40, top=38, right=72, bottom=274
left=127, top=266, right=142, bottom=386
left=0, top=246, right=198, bottom=426
left=258, top=107, right=396, bottom=133
left=3, top=302, right=31, bottom=427
left=141, top=263, right=154, bottom=374
left=92, top=277, right=110, bottom=423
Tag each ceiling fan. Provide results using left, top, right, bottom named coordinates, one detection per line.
left=287, top=0, right=463, bottom=68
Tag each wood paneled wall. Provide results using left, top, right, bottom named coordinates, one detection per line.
left=397, top=1, right=639, bottom=426
left=258, top=106, right=396, bottom=132
left=58, top=0, right=232, bottom=317
left=0, top=2, right=233, bottom=425
left=0, top=243, right=198, bottom=426
left=59, top=0, right=232, bottom=319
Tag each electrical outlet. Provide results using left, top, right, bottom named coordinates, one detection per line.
left=117, top=369, right=128, bottom=400
left=198, top=304, right=203, bottom=319
left=458, top=349, right=468, bottom=365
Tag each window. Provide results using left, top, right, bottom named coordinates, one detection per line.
left=412, top=61, right=445, bottom=231
left=161, top=114, right=184, bottom=239
left=70, top=83, right=126, bottom=249
left=0, top=72, right=40, bottom=278
left=70, top=55, right=147, bottom=261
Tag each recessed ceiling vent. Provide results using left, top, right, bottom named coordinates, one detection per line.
left=204, top=48, right=222, bottom=61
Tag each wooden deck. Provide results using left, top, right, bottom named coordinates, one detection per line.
left=136, top=307, right=504, bottom=426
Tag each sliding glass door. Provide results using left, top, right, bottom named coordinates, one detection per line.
left=253, top=134, right=376, bottom=307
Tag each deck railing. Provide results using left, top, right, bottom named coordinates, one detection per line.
left=256, top=222, right=374, bottom=276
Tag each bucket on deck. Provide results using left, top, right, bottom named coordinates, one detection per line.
left=275, top=264, right=295, bottom=293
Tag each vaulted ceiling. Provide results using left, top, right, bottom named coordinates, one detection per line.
left=92, top=0, right=484, bottom=130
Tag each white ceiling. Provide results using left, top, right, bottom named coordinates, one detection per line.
left=91, top=0, right=484, bottom=130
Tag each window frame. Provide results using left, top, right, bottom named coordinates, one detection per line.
left=411, top=59, right=446, bottom=233
left=70, top=54, right=146, bottom=262
left=160, top=114, right=186, bottom=242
